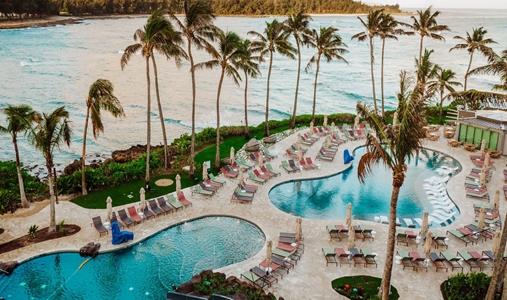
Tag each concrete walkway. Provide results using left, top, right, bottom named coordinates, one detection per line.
left=1, top=127, right=505, bottom=300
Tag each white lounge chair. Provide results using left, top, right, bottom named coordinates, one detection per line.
left=429, top=198, right=453, bottom=206
left=403, top=218, right=416, bottom=228
left=395, top=218, right=402, bottom=226
left=378, top=216, right=389, bottom=224
left=432, top=203, right=456, bottom=212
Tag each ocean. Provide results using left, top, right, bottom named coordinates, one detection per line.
left=0, top=8, right=506, bottom=171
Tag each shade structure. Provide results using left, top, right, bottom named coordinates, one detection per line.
left=230, top=147, right=235, bottom=164
left=484, top=153, right=491, bottom=169
left=323, top=114, right=328, bottom=128
left=326, top=135, right=332, bottom=149
left=346, top=203, right=352, bottom=227
left=348, top=224, right=355, bottom=249
left=297, top=144, right=303, bottom=162
left=331, top=122, right=336, bottom=136
left=295, top=217, right=302, bottom=242
left=479, top=166, right=487, bottom=186
left=421, top=211, right=429, bottom=236
left=393, top=111, right=398, bottom=127
left=266, top=240, right=273, bottom=270
left=106, top=196, right=113, bottom=221
left=176, top=174, right=181, bottom=194
left=309, top=121, right=314, bottom=135
left=480, top=139, right=486, bottom=154
left=354, top=115, right=360, bottom=129
left=139, top=187, right=146, bottom=210
left=238, top=167, right=244, bottom=183
left=424, top=231, right=433, bottom=257
left=258, top=153, right=264, bottom=168
left=493, top=231, right=502, bottom=256
left=494, top=189, right=500, bottom=210
left=478, top=207, right=487, bottom=229
left=202, top=162, right=208, bottom=181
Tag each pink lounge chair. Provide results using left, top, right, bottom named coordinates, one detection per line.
left=127, top=206, right=143, bottom=223
left=260, top=166, right=276, bottom=177
left=220, top=167, right=238, bottom=179
left=285, top=149, right=298, bottom=158
left=305, top=157, right=318, bottom=169
left=303, top=133, right=319, bottom=142
left=253, top=169, right=271, bottom=180
left=299, top=158, right=313, bottom=170
left=177, top=192, right=193, bottom=207
left=241, top=180, right=259, bottom=191
left=205, top=178, right=222, bottom=189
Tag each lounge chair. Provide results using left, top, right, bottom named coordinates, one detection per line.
left=272, top=248, right=300, bottom=264
left=327, top=225, right=340, bottom=241
left=299, top=158, right=313, bottom=170
left=110, top=212, right=125, bottom=229
left=250, top=266, right=278, bottom=287
left=209, top=173, right=227, bottom=186
left=92, top=216, right=108, bottom=236
left=259, top=256, right=290, bottom=278
left=280, top=160, right=296, bottom=173
left=378, top=216, right=389, bottom=224
left=118, top=209, right=135, bottom=227
left=224, top=165, right=239, bottom=175
left=237, top=157, right=255, bottom=168
left=316, top=152, right=334, bottom=161
left=240, top=180, right=258, bottom=192
left=232, top=188, right=254, bottom=200
left=199, top=181, right=218, bottom=192
left=241, top=270, right=267, bottom=289
left=220, top=167, right=238, bottom=179
left=265, top=163, right=281, bottom=176
left=260, top=165, right=277, bottom=177
left=248, top=153, right=259, bottom=163
left=300, top=136, right=315, bottom=146
left=429, top=252, right=448, bottom=272
left=288, top=159, right=301, bottom=172
left=432, top=235, right=448, bottom=249
left=238, top=183, right=257, bottom=194
left=303, top=133, right=319, bottom=142
left=165, top=193, right=184, bottom=210
left=350, top=248, right=366, bottom=267
left=271, top=255, right=295, bottom=272
left=177, top=192, right=193, bottom=207
left=319, top=148, right=336, bottom=157
left=410, top=252, right=428, bottom=272
left=127, top=206, right=143, bottom=224
left=193, top=184, right=215, bottom=197
left=336, top=225, right=350, bottom=240
left=466, top=187, right=489, bottom=200
left=396, top=231, right=408, bottom=246
left=148, top=199, right=165, bottom=216
left=305, top=157, right=318, bottom=169
left=446, top=229, right=475, bottom=246
left=397, top=250, right=414, bottom=270
left=156, top=197, right=174, bottom=213
left=457, top=251, right=481, bottom=271
left=262, top=148, right=277, bottom=159
left=205, top=178, right=223, bottom=189
left=361, top=248, right=377, bottom=268
left=470, top=250, right=492, bottom=270
left=248, top=171, right=266, bottom=184
left=322, top=247, right=338, bottom=266
left=285, top=149, right=298, bottom=159
left=403, top=218, right=416, bottom=228
left=440, top=251, right=463, bottom=271
left=142, top=206, right=156, bottom=219
left=354, top=225, right=365, bottom=241
left=234, top=160, right=251, bottom=170
left=335, top=247, right=352, bottom=267
left=253, top=169, right=271, bottom=180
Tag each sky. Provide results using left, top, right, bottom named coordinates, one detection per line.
left=366, top=0, right=507, bottom=9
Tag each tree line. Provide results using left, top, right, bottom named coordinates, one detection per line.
left=0, top=0, right=401, bottom=19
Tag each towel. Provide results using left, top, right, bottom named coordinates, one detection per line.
left=111, top=222, right=134, bottom=245
left=344, top=149, right=354, bottom=164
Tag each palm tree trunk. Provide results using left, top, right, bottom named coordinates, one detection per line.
left=291, top=40, right=302, bottom=130
left=379, top=179, right=403, bottom=300
left=151, top=55, right=170, bottom=170
left=419, top=35, right=424, bottom=62
left=485, top=212, right=507, bottom=300
left=381, top=38, right=386, bottom=118
left=46, top=158, right=56, bottom=232
left=244, top=70, right=250, bottom=139
left=215, top=68, right=226, bottom=169
left=188, top=39, right=196, bottom=179
left=145, top=55, right=151, bottom=188
left=81, top=107, right=90, bottom=195
left=464, top=51, right=474, bottom=92
left=369, top=36, right=377, bottom=113
left=439, top=90, right=444, bottom=125
left=13, top=136, right=28, bottom=208
left=311, top=54, right=321, bottom=123
left=265, top=51, right=274, bottom=137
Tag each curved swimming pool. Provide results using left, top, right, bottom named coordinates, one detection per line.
left=0, top=216, right=265, bottom=300
left=269, top=147, right=461, bottom=226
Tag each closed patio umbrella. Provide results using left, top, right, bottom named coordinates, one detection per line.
left=479, top=167, right=487, bottom=186
left=297, top=144, right=303, bottom=162
left=323, top=114, right=328, bottom=128
left=326, top=135, right=332, bottom=149
left=346, top=203, right=352, bottom=227
left=493, top=231, right=501, bottom=256
left=354, top=115, right=360, bottom=129
left=258, top=153, right=264, bottom=168
left=297, top=133, right=302, bottom=148
left=139, top=187, right=146, bottom=210
left=348, top=224, right=355, bottom=249
left=393, top=111, right=398, bottom=127
left=266, top=240, right=273, bottom=272
left=421, top=211, right=429, bottom=236
left=424, top=231, right=433, bottom=257
left=176, top=174, right=182, bottom=194
left=309, top=121, right=314, bottom=135
left=295, top=218, right=302, bottom=242
left=331, top=122, right=336, bottom=136
left=202, top=162, right=208, bottom=181
left=230, top=147, right=235, bottom=164
left=484, top=153, right=491, bottom=168
left=478, top=207, right=487, bottom=229
left=494, top=189, right=500, bottom=210
left=480, top=139, right=486, bottom=154
left=106, top=196, right=113, bottom=221
left=238, top=168, right=244, bottom=183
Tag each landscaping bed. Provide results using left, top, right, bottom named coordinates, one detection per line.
left=332, top=275, right=399, bottom=300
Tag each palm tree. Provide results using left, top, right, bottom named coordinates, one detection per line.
left=470, top=49, right=507, bottom=92
left=377, top=13, right=413, bottom=117
left=249, top=20, right=296, bottom=136
left=427, top=68, right=462, bottom=124
left=357, top=71, right=427, bottom=300
left=237, top=39, right=261, bottom=140
left=415, top=48, right=439, bottom=98
left=81, top=79, right=124, bottom=195
left=351, top=9, right=383, bottom=113
left=283, top=10, right=312, bottom=130
left=486, top=212, right=507, bottom=300
left=26, top=106, right=72, bottom=232
left=194, top=29, right=244, bottom=169
left=0, top=104, right=38, bottom=208
left=169, top=0, right=215, bottom=179
left=305, top=26, right=348, bottom=123
left=409, top=6, right=450, bottom=62
left=450, top=27, right=497, bottom=91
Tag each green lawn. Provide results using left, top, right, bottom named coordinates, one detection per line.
left=332, top=276, right=399, bottom=300
left=71, top=173, right=197, bottom=209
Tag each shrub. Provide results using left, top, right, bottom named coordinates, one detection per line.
left=28, top=225, right=39, bottom=238
left=442, top=272, right=499, bottom=300
left=59, top=220, right=66, bottom=233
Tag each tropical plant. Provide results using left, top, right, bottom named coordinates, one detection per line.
left=283, top=10, right=312, bottom=130
left=449, top=27, right=497, bottom=91
left=58, top=219, right=66, bottom=233
left=486, top=212, right=507, bottom=300
left=356, top=71, right=427, bottom=300
left=427, top=68, right=462, bottom=124
left=407, top=6, right=450, bottom=62
left=237, top=39, right=261, bottom=140
left=121, top=10, right=186, bottom=187
left=25, top=106, right=72, bottom=232
left=194, top=29, right=244, bottom=168
left=305, top=26, right=348, bottom=123
left=81, top=79, right=124, bottom=195
left=0, top=104, right=38, bottom=208
left=351, top=9, right=383, bottom=113
left=415, top=48, right=439, bottom=98
left=469, top=49, right=507, bottom=92
left=249, top=19, right=296, bottom=136
left=169, top=0, right=216, bottom=179
left=377, top=13, right=413, bottom=117
left=28, top=225, right=39, bottom=238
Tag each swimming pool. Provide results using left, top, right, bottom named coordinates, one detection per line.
left=269, top=147, right=461, bottom=226
left=0, top=216, right=265, bottom=300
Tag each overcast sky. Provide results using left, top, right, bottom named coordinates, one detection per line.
left=367, top=0, right=507, bottom=9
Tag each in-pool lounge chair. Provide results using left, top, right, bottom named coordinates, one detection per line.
left=429, top=252, right=448, bottom=272
left=118, top=209, right=135, bottom=227
left=440, top=251, right=464, bottom=271
left=350, top=248, right=366, bottom=267
left=148, top=199, right=166, bottom=216
left=361, top=248, right=377, bottom=268
left=335, top=247, right=352, bottom=267
left=265, top=163, right=281, bottom=176
left=165, top=193, right=183, bottom=210
left=92, top=216, right=108, bottom=236
left=241, top=270, right=267, bottom=289
left=127, top=206, right=143, bottom=224
left=177, top=192, right=193, bottom=207
left=156, top=197, right=174, bottom=213
left=457, top=251, right=481, bottom=271
left=322, top=247, right=338, bottom=266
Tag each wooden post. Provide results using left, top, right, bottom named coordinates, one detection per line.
left=53, top=168, right=58, bottom=204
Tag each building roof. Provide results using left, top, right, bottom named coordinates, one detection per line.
left=460, top=117, right=505, bottom=131
left=476, top=110, right=507, bottom=122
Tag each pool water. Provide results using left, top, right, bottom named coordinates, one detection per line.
left=0, top=216, right=265, bottom=300
left=269, top=147, right=461, bottom=224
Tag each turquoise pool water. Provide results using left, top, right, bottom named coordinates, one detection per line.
left=269, top=147, right=461, bottom=224
left=0, top=216, right=265, bottom=300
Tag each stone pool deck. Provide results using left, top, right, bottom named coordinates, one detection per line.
left=1, top=127, right=506, bottom=300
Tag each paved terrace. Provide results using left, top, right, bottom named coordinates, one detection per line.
left=1, top=127, right=506, bottom=300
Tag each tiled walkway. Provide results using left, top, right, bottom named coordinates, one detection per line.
left=1, top=127, right=505, bottom=299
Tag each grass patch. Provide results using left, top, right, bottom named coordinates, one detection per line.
left=71, top=173, right=197, bottom=209
left=332, top=276, right=399, bottom=300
